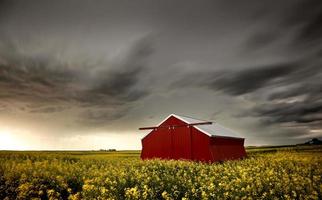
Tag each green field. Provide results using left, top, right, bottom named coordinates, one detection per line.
left=0, top=146, right=321, bottom=200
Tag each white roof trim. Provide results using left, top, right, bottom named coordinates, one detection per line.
left=157, top=113, right=206, bottom=126
left=193, top=125, right=213, bottom=137
left=156, top=113, right=176, bottom=126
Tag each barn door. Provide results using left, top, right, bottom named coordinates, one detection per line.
left=171, top=126, right=191, bottom=160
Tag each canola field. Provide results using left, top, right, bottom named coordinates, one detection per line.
left=0, top=146, right=321, bottom=200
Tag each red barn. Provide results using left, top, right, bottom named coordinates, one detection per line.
left=140, top=114, right=246, bottom=162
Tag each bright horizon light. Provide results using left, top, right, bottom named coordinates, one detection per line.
left=0, top=126, right=145, bottom=150
left=0, top=129, right=21, bottom=150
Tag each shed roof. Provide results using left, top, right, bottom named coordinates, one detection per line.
left=161, top=114, right=243, bottom=139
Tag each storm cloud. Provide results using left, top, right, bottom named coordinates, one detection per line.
left=0, top=0, right=321, bottom=149
left=0, top=36, right=153, bottom=124
left=171, top=0, right=322, bottom=140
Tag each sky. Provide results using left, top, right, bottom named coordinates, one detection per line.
left=0, top=0, right=322, bottom=150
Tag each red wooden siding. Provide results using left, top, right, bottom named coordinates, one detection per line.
left=191, top=127, right=212, bottom=162
left=210, top=137, right=246, bottom=161
left=172, top=126, right=191, bottom=159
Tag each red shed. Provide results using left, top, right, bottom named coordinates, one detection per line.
left=140, top=114, right=246, bottom=162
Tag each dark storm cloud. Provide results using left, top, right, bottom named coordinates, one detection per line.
left=215, top=60, right=320, bottom=94
left=1, top=0, right=321, bottom=148
left=79, top=107, right=130, bottom=125
left=268, top=82, right=322, bottom=101
left=171, top=0, right=322, bottom=136
left=207, top=63, right=299, bottom=95
left=173, top=62, right=302, bottom=94
left=89, top=37, right=152, bottom=101
left=235, top=0, right=322, bottom=130
left=244, top=32, right=279, bottom=51
left=244, top=0, right=322, bottom=51
left=251, top=75, right=322, bottom=129
left=0, top=0, right=11, bottom=19
left=174, top=56, right=322, bottom=129
left=0, top=36, right=153, bottom=123
left=252, top=100, right=322, bottom=124
left=287, top=0, right=322, bottom=44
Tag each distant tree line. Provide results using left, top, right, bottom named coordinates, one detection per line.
left=99, top=149, right=117, bottom=152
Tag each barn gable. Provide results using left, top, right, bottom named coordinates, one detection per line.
left=157, top=114, right=243, bottom=139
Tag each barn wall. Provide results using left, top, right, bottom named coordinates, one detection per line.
left=161, top=116, right=213, bottom=161
left=191, top=127, right=213, bottom=162
left=210, top=137, right=246, bottom=161
left=141, top=116, right=189, bottom=160
left=141, top=128, right=171, bottom=159
left=172, top=126, right=191, bottom=159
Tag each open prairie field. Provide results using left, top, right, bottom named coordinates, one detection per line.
left=0, top=146, right=321, bottom=200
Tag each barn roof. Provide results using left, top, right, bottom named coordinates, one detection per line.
left=161, top=114, right=243, bottom=139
